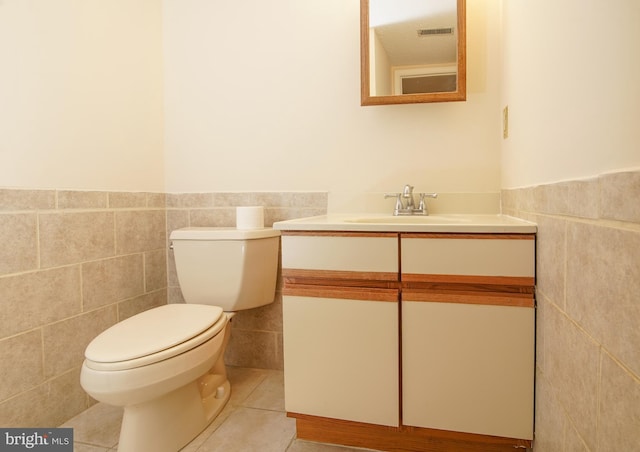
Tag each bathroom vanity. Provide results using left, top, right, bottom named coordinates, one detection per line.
left=274, top=214, right=536, bottom=452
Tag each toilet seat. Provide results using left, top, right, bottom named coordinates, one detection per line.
left=84, top=304, right=227, bottom=372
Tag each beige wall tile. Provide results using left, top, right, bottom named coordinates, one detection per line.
left=82, top=254, right=145, bottom=311
left=115, top=210, right=165, bottom=254
left=212, top=193, right=255, bottom=207
left=44, top=368, right=89, bottom=427
left=599, top=170, right=640, bottom=223
left=144, top=248, right=167, bottom=292
left=0, top=189, right=55, bottom=211
left=566, top=222, right=640, bottom=376
left=566, top=178, right=599, bottom=219
left=42, top=306, right=117, bottom=378
left=564, top=423, right=590, bottom=452
left=535, top=294, right=549, bottom=374
left=166, top=209, right=189, bottom=237
left=533, top=373, right=566, bottom=452
left=535, top=216, right=566, bottom=309
left=544, top=304, right=600, bottom=449
left=108, top=192, right=147, bottom=208
left=0, top=213, right=38, bottom=275
left=57, top=191, right=108, bottom=209
left=168, top=286, right=185, bottom=304
left=224, top=328, right=280, bottom=370
left=0, top=368, right=87, bottom=428
left=146, top=192, right=166, bottom=209
left=231, top=295, right=282, bottom=332
left=266, top=207, right=326, bottom=224
left=167, top=247, right=180, bottom=289
left=117, top=289, right=167, bottom=321
left=597, top=353, right=640, bottom=450
left=39, top=211, right=115, bottom=268
left=189, top=208, right=235, bottom=227
left=166, top=193, right=214, bottom=208
left=0, top=266, right=82, bottom=338
left=0, top=330, right=44, bottom=401
left=0, top=383, right=50, bottom=427
left=253, top=192, right=328, bottom=209
left=533, top=183, right=569, bottom=215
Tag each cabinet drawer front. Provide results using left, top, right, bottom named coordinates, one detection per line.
left=282, top=234, right=398, bottom=274
left=401, top=236, right=534, bottom=278
left=283, top=295, right=399, bottom=427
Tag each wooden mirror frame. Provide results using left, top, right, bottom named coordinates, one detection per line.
left=360, top=0, right=466, bottom=106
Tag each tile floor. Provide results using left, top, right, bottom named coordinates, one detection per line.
left=62, top=367, right=375, bottom=452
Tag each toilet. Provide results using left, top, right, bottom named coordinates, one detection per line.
left=80, top=227, right=280, bottom=452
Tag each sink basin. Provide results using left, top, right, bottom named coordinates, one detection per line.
left=345, top=215, right=474, bottom=225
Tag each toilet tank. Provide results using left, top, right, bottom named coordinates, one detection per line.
left=170, top=227, right=281, bottom=312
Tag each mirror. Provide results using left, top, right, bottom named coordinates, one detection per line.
left=361, top=0, right=466, bottom=106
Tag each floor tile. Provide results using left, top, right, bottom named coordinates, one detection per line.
left=287, top=440, right=377, bottom=452
left=61, top=402, right=122, bottom=449
left=243, top=370, right=285, bottom=411
left=73, top=444, right=111, bottom=452
left=195, top=407, right=296, bottom=452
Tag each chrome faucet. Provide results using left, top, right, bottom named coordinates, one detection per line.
left=385, top=184, right=437, bottom=216
left=402, top=184, right=415, bottom=210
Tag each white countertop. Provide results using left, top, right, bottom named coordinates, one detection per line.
left=273, top=214, right=537, bottom=234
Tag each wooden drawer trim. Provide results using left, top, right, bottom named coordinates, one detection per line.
left=402, top=273, right=535, bottom=287
left=283, top=285, right=398, bottom=302
left=289, top=412, right=532, bottom=452
left=402, top=289, right=534, bottom=308
left=283, top=268, right=399, bottom=283
left=401, top=233, right=535, bottom=240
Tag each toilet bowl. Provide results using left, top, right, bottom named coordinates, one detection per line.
left=80, top=227, right=280, bottom=452
left=81, top=304, right=231, bottom=452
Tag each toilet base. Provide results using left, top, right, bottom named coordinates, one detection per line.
left=117, top=374, right=231, bottom=452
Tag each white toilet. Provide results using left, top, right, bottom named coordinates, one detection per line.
left=80, top=227, right=281, bottom=452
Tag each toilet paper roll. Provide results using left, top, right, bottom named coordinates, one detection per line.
left=236, top=206, right=264, bottom=229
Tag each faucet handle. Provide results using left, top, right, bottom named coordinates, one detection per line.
left=417, top=193, right=438, bottom=214
left=384, top=193, right=403, bottom=214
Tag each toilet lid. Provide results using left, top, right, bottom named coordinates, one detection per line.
left=85, top=304, right=225, bottom=365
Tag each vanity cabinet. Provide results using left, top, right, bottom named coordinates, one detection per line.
left=281, top=231, right=535, bottom=452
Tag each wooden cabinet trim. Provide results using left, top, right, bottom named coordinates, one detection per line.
left=283, top=285, right=398, bottom=302
left=402, top=273, right=535, bottom=287
left=402, top=289, right=534, bottom=308
left=289, top=412, right=532, bottom=452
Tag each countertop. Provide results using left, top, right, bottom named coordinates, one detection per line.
left=273, top=214, right=537, bottom=234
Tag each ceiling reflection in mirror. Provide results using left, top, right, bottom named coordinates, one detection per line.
left=361, top=0, right=466, bottom=105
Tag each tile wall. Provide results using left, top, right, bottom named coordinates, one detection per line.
left=502, top=170, right=640, bottom=451
left=166, top=192, right=328, bottom=370
left=0, top=190, right=168, bottom=427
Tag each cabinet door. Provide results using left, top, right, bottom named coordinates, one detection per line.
left=283, top=293, right=399, bottom=427
left=402, top=298, right=534, bottom=440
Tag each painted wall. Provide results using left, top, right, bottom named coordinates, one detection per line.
left=501, top=0, right=640, bottom=187
left=163, top=0, right=503, bottom=198
left=0, top=0, right=164, bottom=192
